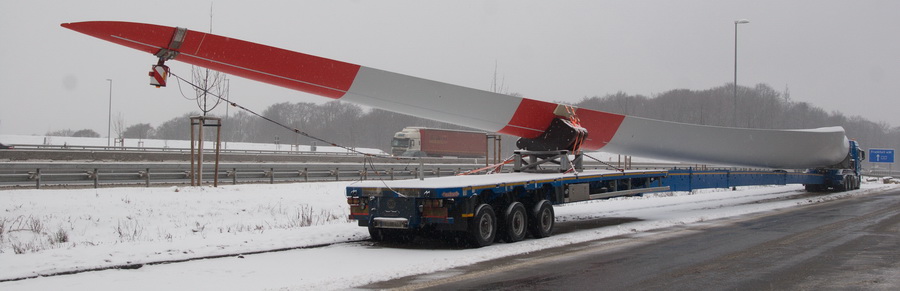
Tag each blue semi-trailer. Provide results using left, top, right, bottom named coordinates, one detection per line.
left=347, top=140, right=865, bottom=247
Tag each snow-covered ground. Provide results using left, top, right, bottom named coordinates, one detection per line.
left=0, top=182, right=360, bottom=280
left=0, top=179, right=896, bottom=290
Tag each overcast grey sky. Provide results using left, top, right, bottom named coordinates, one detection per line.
left=1, top=0, right=898, bottom=136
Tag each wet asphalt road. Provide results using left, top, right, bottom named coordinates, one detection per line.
left=361, top=188, right=900, bottom=290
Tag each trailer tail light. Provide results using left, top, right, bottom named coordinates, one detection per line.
left=421, top=199, right=449, bottom=219
left=347, top=197, right=368, bottom=218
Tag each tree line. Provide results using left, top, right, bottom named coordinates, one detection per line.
left=98, top=101, right=479, bottom=152
left=49, top=82, right=897, bottom=153
left=574, top=83, right=897, bottom=150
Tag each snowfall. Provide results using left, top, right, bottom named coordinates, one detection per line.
left=0, top=176, right=895, bottom=290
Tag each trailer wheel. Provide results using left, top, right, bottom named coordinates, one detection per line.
left=368, top=224, right=385, bottom=242
left=467, top=204, right=497, bottom=247
left=834, top=177, right=848, bottom=192
left=529, top=200, right=555, bottom=238
left=500, top=202, right=528, bottom=243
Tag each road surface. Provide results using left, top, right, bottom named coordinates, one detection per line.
left=363, top=188, right=900, bottom=290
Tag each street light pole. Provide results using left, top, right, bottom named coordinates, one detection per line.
left=106, top=79, right=113, bottom=147
left=733, top=19, right=749, bottom=128
left=224, top=78, right=230, bottom=149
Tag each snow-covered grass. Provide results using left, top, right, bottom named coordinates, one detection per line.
left=0, top=179, right=896, bottom=289
left=0, top=182, right=362, bottom=280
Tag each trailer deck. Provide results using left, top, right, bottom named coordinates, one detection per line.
left=347, top=169, right=669, bottom=200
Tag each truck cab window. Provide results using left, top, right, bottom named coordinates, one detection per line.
left=392, top=138, right=410, bottom=147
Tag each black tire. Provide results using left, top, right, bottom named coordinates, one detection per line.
left=500, top=202, right=528, bottom=243
left=834, top=177, right=848, bottom=192
left=467, top=204, right=497, bottom=247
left=368, top=224, right=385, bottom=242
left=528, top=200, right=555, bottom=238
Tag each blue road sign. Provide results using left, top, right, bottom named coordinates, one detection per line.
left=869, top=148, right=895, bottom=163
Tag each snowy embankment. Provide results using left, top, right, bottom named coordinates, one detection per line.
left=0, top=180, right=896, bottom=288
left=0, top=182, right=363, bottom=281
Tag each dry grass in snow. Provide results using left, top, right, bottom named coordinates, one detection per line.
left=0, top=182, right=362, bottom=280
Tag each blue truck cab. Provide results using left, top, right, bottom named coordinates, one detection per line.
left=805, top=140, right=864, bottom=192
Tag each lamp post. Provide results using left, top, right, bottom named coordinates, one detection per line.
left=106, top=79, right=113, bottom=147
left=224, top=78, right=230, bottom=149
left=733, top=19, right=749, bottom=128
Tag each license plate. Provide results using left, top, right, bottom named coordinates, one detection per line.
left=373, top=217, right=409, bottom=229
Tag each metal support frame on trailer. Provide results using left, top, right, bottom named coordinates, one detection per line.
left=513, top=150, right=584, bottom=173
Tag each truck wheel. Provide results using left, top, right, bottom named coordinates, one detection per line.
left=834, top=177, right=848, bottom=192
left=467, top=204, right=497, bottom=247
left=500, top=202, right=528, bottom=243
left=368, top=224, right=385, bottom=242
left=528, top=200, right=555, bottom=238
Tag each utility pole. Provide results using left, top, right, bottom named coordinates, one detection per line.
left=106, top=79, right=113, bottom=147
left=733, top=19, right=749, bottom=128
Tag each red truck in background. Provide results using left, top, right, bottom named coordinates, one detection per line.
left=391, top=127, right=487, bottom=158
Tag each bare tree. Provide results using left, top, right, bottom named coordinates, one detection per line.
left=113, top=112, right=126, bottom=141
left=191, top=5, right=228, bottom=116
left=191, top=66, right=227, bottom=115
